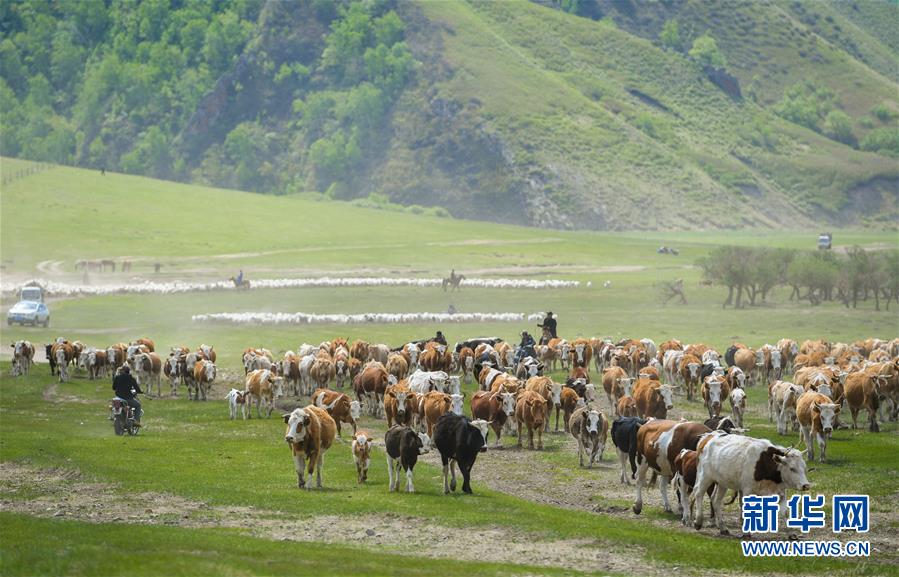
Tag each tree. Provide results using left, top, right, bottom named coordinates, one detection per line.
left=689, top=34, right=726, bottom=68
left=824, top=110, right=856, bottom=146
left=659, top=19, right=682, bottom=52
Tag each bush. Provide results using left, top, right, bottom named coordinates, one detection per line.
left=689, top=34, right=726, bottom=68
left=824, top=110, right=856, bottom=146
left=860, top=127, right=899, bottom=156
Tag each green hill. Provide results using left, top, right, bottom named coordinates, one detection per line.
left=1, top=0, right=897, bottom=230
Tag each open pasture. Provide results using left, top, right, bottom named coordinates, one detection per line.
left=2, top=162, right=898, bottom=576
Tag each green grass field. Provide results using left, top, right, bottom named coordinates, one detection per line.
left=1, top=161, right=898, bottom=575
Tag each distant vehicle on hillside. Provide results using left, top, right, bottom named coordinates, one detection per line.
left=817, top=232, right=832, bottom=250
left=6, top=285, right=49, bottom=327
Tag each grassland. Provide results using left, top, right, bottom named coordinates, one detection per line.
left=1, top=163, right=898, bottom=575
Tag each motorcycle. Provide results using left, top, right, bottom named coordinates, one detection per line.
left=108, top=396, right=140, bottom=436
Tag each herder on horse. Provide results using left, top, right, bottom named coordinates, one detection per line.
left=537, top=311, right=557, bottom=345
left=442, top=268, right=465, bottom=292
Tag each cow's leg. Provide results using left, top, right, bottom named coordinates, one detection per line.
left=554, top=406, right=560, bottom=432
left=577, top=438, right=585, bottom=467
left=315, top=454, right=324, bottom=488
left=405, top=466, right=415, bottom=493
left=817, top=432, right=827, bottom=462
left=607, top=393, right=615, bottom=415
left=692, top=469, right=712, bottom=530
left=536, top=425, right=543, bottom=450
left=633, top=458, right=650, bottom=514
left=527, top=426, right=534, bottom=450
left=517, top=421, right=523, bottom=448
left=659, top=474, right=672, bottom=513
left=711, top=485, right=729, bottom=535
left=294, top=454, right=306, bottom=489
left=800, top=425, right=813, bottom=461
left=868, top=405, right=879, bottom=433
left=677, top=475, right=690, bottom=525
left=591, top=440, right=601, bottom=467
left=617, top=449, right=630, bottom=484
left=387, top=455, right=396, bottom=491
left=442, top=458, right=450, bottom=494
left=449, top=459, right=458, bottom=492
left=459, top=460, right=473, bottom=494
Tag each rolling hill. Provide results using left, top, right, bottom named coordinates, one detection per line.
left=1, top=0, right=897, bottom=230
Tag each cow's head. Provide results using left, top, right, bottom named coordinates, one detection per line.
left=732, top=367, right=745, bottom=387
left=658, top=384, right=675, bottom=410
left=336, top=359, right=346, bottom=374
left=560, top=343, right=570, bottom=359
left=500, top=392, right=516, bottom=416
left=730, top=387, right=746, bottom=410
left=618, top=377, right=634, bottom=397
left=449, top=376, right=461, bottom=395
left=773, top=448, right=811, bottom=491
left=770, top=350, right=782, bottom=369
left=394, top=391, right=409, bottom=415
left=437, top=344, right=447, bottom=357
left=450, top=393, right=464, bottom=415
left=270, top=374, right=284, bottom=398
left=55, top=346, right=67, bottom=365
left=78, top=350, right=90, bottom=369
left=585, top=410, right=601, bottom=434
left=284, top=408, right=310, bottom=443
left=574, top=344, right=586, bottom=363
left=815, top=383, right=833, bottom=399
left=417, top=432, right=431, bottom=454
left=687, top=363, right=700, bottom=378
left=350, top=400, right=362, bottom=419
left=550, top=382, right=563, bottom=407
left=469, top=419, right=491, bottom=452
left=226, top=389, right=247, bottom=405
left=203, top=360, right=217, bottom=382
left=464, top=355, right=474, bottom=370
left=352, top=433, right=372, bottom=460
left=584, top=383, right=597, bottom=402
left=814, top=401, right=840, bottom=436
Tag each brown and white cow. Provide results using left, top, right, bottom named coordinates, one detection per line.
left=569, top=339, right=593, bottom=369
left=191, top=359, right=216, bottom=401
left=281, top=352, right=301, bottom=395
left=130, top=352, right=162, bottom=395
left=633, top=419, right=711, bottom=515
left=384, top=385, right=416, bottom=428
left=349, top=340, right=370, bottom=363
left=86, top=348, right=108, bottom=381
left=616, top=395, right=638, bottom=417
left=632, top=378, right=676, bottom=420
left=351, top=430, right=373, bottom=483
left=701, top=375, right=731, bottom=419
left=458, top=346, right=476, bottom=384
left=310, top=355, right=335, bottom=389
left=569, top=406, right=608, bottom=467
left=283, top=405, right=337, bottom=489
left=679, top=354, right=702, bottom=400
left=470, top=389, right=516, bottom=448
left=729, top=387, right=747, bottom=428
left=557, top=387, right=580, bottom=433
left=796, top=391, right=840, bottom=462
left=245, top=369, right=282, bottom=418
left=312, top=388, right=361, bottom=436
left=10, top=340, right=35, bottom=376
left=354, top=362, right=389, bottom=417
left=602, top=366, right=629, bottom=412
left=515, top=390, right=548, bottom=450
left=52, top=341, right=75, bottom=382
left=422, top=391, right=453, bottom=440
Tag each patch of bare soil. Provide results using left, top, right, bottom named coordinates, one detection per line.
left=0, top=462, right=655, bottom=575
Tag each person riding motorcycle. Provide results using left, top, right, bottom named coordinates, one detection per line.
left=515, top=331, right=537, bottom=363
left=112, top=365, right=143, bottom=426
left=537, top=311, right=557, bottom=345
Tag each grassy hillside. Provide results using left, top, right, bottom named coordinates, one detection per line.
left=1, top=0, right=897, bottom=231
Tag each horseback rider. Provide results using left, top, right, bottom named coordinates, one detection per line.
left=515, top=330, right=537, bottom=363
left=236, top=269, right=244, bottom=285
left=433, top=331, right=447, bottom=346
left=537, top=311, right=557, bottom=345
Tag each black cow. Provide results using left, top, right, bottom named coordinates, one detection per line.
left=724, top=345, right=739, bottom=367
left=45, top=344, right=57, bottom=375
left=385, top=425, right=429, bottom=493
left=699, top=362, right=721, bottom=382
left=433, top=413, right=490, bottom=494
left=704, top=415, right=743, bottom=433
left=564, top=377, right=587, bottom=398
left=455, top=337, right=503, bottom=354
left=611, top=416, right=645, bottom=485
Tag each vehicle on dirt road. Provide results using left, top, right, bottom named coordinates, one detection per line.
left=6, top=286, right=49, bottom=327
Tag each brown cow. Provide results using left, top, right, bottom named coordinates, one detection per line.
left=244, top=369, right=282, bottom=418
left=349, top=340, right=370, bottom=362
left=679, top=354, right=702, bottom=401
left=312, top=388, right=361, bottom=436
left=633, top=419, right=711, bottom=514
left=602, top=366, right=629, bottom=411
left=281, top=352, right=301, bottom=395
left=557, top=387, right=580, bottom=433
left=355, top=362, right=389, bottom=417
left=384, top=385, right=416, bottom=428
left=569, top=405, right=608, bottom=467
left=351, top=430, right=373, bottom=483
left=132, top=338, right=155, bottom=353
left=569, top=338, right=593, bottom=369
left=283, top=405, right=337, bottom=489
left=386, top=353, right=409, bottom=382
left=673, top=448, right=716, bottom=526
left=796, top=391, right=840, bottom=462
left=616, top=395, right=638, bottom=417
left=515, top=390, right=548, bottom=450
left=422, top=391, right=453, bottom=439
left=633, top=378, right=676, bottom=419
left=310, top=355, right=335, bottom=389
left=51, top=342, right=75, bottom=382
left=131, top=352, right=162, bottom=395
left=844, top=371, right=883, bottom=432
left=471, top=389, right=516, bottom=448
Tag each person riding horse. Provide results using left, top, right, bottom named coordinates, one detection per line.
left=537, top=312, right=557, bottom=345
left=515, top=331, right=537, bottom=363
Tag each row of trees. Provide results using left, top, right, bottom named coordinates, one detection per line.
left=698, top=246, right=899, bottom=311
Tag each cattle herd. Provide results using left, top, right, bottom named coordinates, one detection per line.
left=8, top=334, right=899, bottom=532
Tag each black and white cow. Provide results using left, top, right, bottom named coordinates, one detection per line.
left=611, top=416, right=644, bottom=485
left=385, top=425, right=430, bottom=493
left=433, top=413, right=490, bottom=495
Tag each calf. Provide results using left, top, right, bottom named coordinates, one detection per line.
left=602, top=366, right=628, bottom=410
left=385, top=426, right=430, bottom=492
left=351, top=430, right=373, bottom=483
left=384, top=386, right=416, bottom=428
left=10, top=340, right=35, bottom=376
left=611, top=416, right=644, bottom=485
left=556, top=387, right=580, bottom=432
left=515, top=390, right=548, bottom=450
left=844, top=371, right=882, bottom=432
left=692, top=433, right=810, bottom=534
left=679, top=354, right=702, bottom=400
left=283, top=406, right=337, bottom=490
left=729, top=387, right=746, bottom=428
left=673, top=449, right=717, bottom=526
left=616, top=395, right=638, bottom=417
left=769, top=381, right=804, bottom=435
left=569, top=406, right=608, bottom=468
left=796, top=391, right=840, bottom=462
left=433, top=413, right=490, bottom=494
left=470, top=390, right=516, bottom=448
left=225, top=388, right=247, bottom=420
left=633, top=420, right=711, bottom=515
left=192, top=359, right=216, bottom=401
